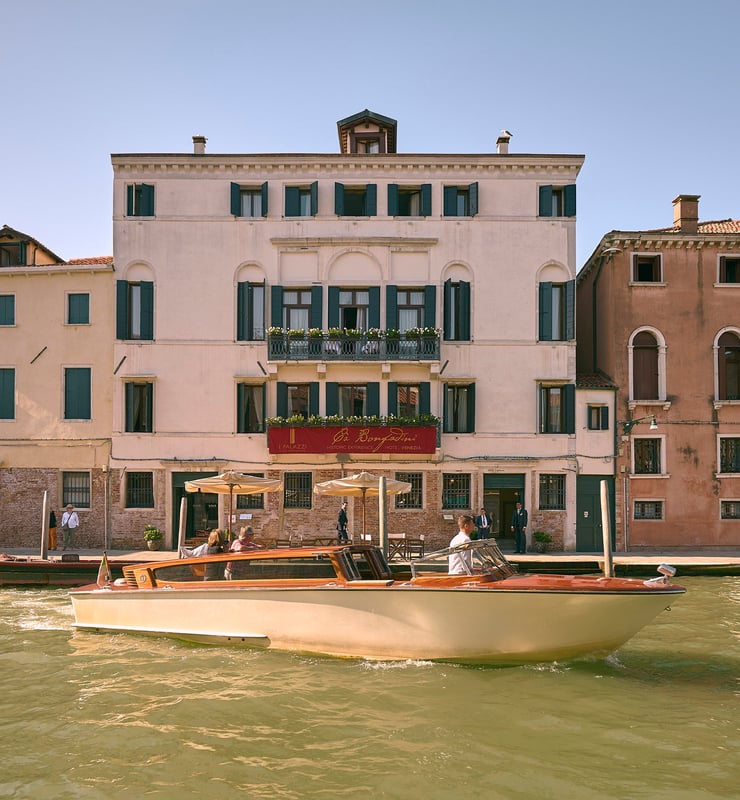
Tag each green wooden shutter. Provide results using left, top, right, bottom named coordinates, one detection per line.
left=539, top=282, right=553, bottom=341
left=0, top=296, right=14, bottom=326
left=387, top=382, right=398, bottom=416
left=309, top=382, right=319, bottom=417
left=328, top=287, right=340, bottom=328
left=443, top=279, right=452, bottom=339
left=335, top=183, right=345, bottom=216
left=310, top=286, right=323, bottom=329
left=140, top=281, right=154, bottom=340
left=366, top=184, right=377, bottom=216
left=237, top=282, right=248, bottom=341
left=564, top=184, right=577, bottom=217
left=367, top=382, right=380, bottom=416
left=65, top=368, right=91, bottom=420
left=236, top=384, right=246, bottom=433
left=565, top=280, right=575, bottom=340
left=442, top=384, right=449, bottom=432
left=142, top=184, right=155, bottom=216
left=276, top=383, right=288, bottom=418
left=271, top=286, right=283, bottom=327
left=424, top=285, right=436, bottom=328
left=564, top=384, right=575, bottom=434
left=126, top=185, right=134, bottom=216
left=116, top=280, right=129, bottom=339
left=145, top=383, right=154, bottom=432
left=310, top=181, right=318, bottom=216
left=387, top=184, right=399, bottom=216
left=601, top=406, right=609, bottom=431
left=386, top=285, right=398, bottom=329
left=539, top=185, right=553, bottom=217
left=0, top=368, right=14, bottom=419
left=231, top=182, right=242, bottom=216
left=443, top=187, right=457, bottom=217
left=368, top=287, right=380, bottom=329
left=459, top=281, right=471, bottom=341
left=125, top=382, right=134, bottom=431
left=261, top=181, right=269, bottom=216
left=469, top=182, right=479, bottom=216
left=420, top=184, right=432, bottom=216
left=420, top=382, right=430, bottom=415
left=325, top=382, right=338, bottom=416
left=467, top=384, right=476, bottom=433
left=285, top=187, right=299, bottom=217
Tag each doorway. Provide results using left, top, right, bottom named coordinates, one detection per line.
left=483, top=473, right=525, bottom=546
left=172, top=472, right=219, bottom=540
left=576, top=475, right=615, bottom=552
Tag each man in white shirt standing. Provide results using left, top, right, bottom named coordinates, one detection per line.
left=448, top=514, right=475, bottom=575
left=61, top=504, right=79, bottom=550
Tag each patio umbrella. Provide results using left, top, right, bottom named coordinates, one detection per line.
left=313, top=471, right=412, bottom=538
left=185, top=471, right=282, bottom=536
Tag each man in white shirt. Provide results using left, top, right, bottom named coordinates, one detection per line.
left=60, top=504, right=80, bottom=550
left=448, top=514, right=475, bottom=575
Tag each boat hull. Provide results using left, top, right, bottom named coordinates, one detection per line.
left=70, top=580, right=684, bottom=664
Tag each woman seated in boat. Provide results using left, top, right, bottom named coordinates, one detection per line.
left=230, top=526, right=261, bottom=552
left=203, top=530, right=226, bottom=580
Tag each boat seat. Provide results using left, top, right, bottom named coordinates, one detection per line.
left=61, top=553, right=80, bottom=562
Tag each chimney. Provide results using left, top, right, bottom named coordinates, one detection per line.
left=672, top=194, right=700, bottom=234
left=192, top=135, right=207, bottom=155
left=496, top=130, right=512, bottom=154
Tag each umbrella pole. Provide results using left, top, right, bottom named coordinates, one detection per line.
left=362, top=488, right=367, bottom=541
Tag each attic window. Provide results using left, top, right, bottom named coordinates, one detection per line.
left=0, top=241, right=26, bottom=267
left=350, top=132, right=385, bottom=154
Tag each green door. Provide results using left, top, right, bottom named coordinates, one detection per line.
left=576, top=476, right=615, bottom=552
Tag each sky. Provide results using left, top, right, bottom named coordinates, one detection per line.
left=2, top=0, right=738, bottom=268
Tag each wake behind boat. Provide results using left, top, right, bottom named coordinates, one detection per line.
left=69, top=540, right=685, bottom=665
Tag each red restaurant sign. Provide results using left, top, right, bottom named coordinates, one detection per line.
left=268, top=425, right=437, bottom=455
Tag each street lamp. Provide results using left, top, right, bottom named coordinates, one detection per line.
left=622, top=415, right=658, bottom=435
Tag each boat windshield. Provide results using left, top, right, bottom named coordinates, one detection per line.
left=409, top=539, right=516, bottom=580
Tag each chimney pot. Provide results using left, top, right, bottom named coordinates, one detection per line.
left=672, top=194, right=700, bottom=234
left=192, top=135, right=207, bottom=155
left=496, top=129, right=512, bottom=155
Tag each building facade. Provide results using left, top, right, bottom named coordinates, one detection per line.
left=577, top=196, right=740, bottom=549
left=108, top=111, right=585, bottom=551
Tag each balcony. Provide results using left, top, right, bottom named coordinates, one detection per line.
left=267, top=328, right=441, bottom=362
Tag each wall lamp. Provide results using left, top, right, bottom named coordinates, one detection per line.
left=622, top=415, right=658, bottom=435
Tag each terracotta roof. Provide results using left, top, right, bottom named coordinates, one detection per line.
left=576, top=372, right=617, bottom=389
left=66, top=256, right=114, bottom=265
left=646, top=219, right=740, bottom=235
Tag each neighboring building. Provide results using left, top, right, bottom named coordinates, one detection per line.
left=0, top=225, right=114, bottom=548
left=577, top=196, right=740, bottom=550
left=109, top=111, right=585, bottom=550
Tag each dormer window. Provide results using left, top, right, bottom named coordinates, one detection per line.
left=337, top=110, right=397, bottom=154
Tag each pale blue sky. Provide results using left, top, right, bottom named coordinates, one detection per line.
left=2, top=0, right=738, bottom=267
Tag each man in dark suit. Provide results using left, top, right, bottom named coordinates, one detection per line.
left=474, top=508, right=492, bottom=539
left=510, top=502, right=528, bottom=553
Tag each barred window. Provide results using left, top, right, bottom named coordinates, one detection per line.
left=719, top=437, right=740, bottom=473
left=395, top=472, right=423, bottom=509
left=284, top=472, right=312, bottom=509
left=634, top=500, right=663, bottom=520
left=63, top=471, right=90, bottom=508
left=442, top=473, right=471, bottom=509
left=720, top=500, right=740, bottom=520
left=539, top=474, right=565, bottom=510
left=126, top=472, right=154, bottom=508
left=634, top=438, right=661, bottom=474
left=236, top=474, right=265, bottom=509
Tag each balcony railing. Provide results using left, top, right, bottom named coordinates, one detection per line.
left=267, top=331, right=441, bottom=361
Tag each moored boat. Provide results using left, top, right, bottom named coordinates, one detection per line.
left=69, top=540, right=685, bottom=665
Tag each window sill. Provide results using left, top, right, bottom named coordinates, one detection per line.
left=628, top=281, right=666, bottom=287
left=714, top=400, right=740, bottom=409
left=628, top=400, right=671, bottom=411
left=715, top=473, right=740, bottom=479
left=629, top=473, right=670, bottom=479
left=713, top=283, right=740, bottom=288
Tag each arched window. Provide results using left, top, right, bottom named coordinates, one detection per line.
left=717, top=331, right=740, bottom=401
left=632, top=331, right=659, bottom=400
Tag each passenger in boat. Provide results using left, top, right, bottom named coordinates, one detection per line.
left=203, top=530, right=225, bottom=580
left=448, top=515, right=475, bottom=575
left=230, top=526, right=261, bottom=552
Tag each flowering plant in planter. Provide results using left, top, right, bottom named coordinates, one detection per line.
left=144, top=525, right=162, bottom=542
left=288, top=328, right=306, bottom=338
left=267, top=326, right=284, bottom=336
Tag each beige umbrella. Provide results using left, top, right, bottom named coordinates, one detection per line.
left=185, top=471, right=282, bottom=537
left=313, top=471, right=412, bottom=538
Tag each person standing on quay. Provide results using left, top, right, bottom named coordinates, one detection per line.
left=48, top=508, right=57, bottom=551
left=510, top=501, right=528, bottom=554
left=336, top=501, right=349, bottom=543
left=475, top=507, right=492, bottom=539
left=61, top=504, right=79, bottom=550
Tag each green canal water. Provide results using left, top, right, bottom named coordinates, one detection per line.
left=0, top=577, right=737, bottom=799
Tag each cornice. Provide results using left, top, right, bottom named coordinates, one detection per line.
left=609, top=234, right=740, bottom=251
left=271, top=237, right=438, bottom=248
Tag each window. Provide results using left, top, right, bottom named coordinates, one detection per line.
left=386, top=285, right=436, bottom=333
left=67, top=293, right=89, bottom=325
left=539, top=281, right=575, bottom=341
left=285, top=182, right=318, bottom=217
left=64, top=368, right=91, bottom=420
left=0, top=368, right=14, bottom=419
left=587, top=405, right=609, bottom=430
left=539, top=384, right=575, bottom=434
left=397, top=384, right=420, bottom=418
left=237, top=281, right=265, bottom=341
left=126, top=472, right=154, bottom=508
left=282, top=289, right=312, bottom=331
left=395, top=472, right=423, bottom=509
left=116, top=280, right=154, bottom=340
left=632, top=254, right=662, bottom=283
left=443, top=183, right=478, bottom=217
left=236, top=474, right=266, bottom=510
left=338, top=385, right=367, bottom=417
left=63, top=471, right=90, bottom=508
left=443, top=279, right=470, bottom=341
left=634, top=438, right=662, bottom=474
left=539, top=474, right=565, bottom=510
left=126, top=183, right=155, bottom=216
left=231, top=182, right=268, bottom=217
left=719, top=437, right=740, bottom=473
left=717, top=332, right=740, bottom=401
left=237, top=384, right=265, bottom=433
left=335, top=183, right=377, bottom=216
left=0, top=240, right=26, bottom=266
left=339, top=289, right=370, bottom=330
left=631, top=331, right=660, bottom=400
left=388, top=184, right=432, bottom=217
left=0, top=295, right=15, bottom=325
left=350, top=133, right=384, bottom=153
left=125, top=382, right=153, bottom=432
left=538, top=185, right=576, bottom=217
left=720, top=500, right=740, bottom=520
left=276, top=382, right=319, bottom=419
left=444, top=384, right=475, bottom=433
left=718, top=256, right=740, bottom=284
left=634, top=500, right=663, bottom=520
left=284, top=472, right=312, bottom=509
left=442, top=473, right=471, bottom=509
